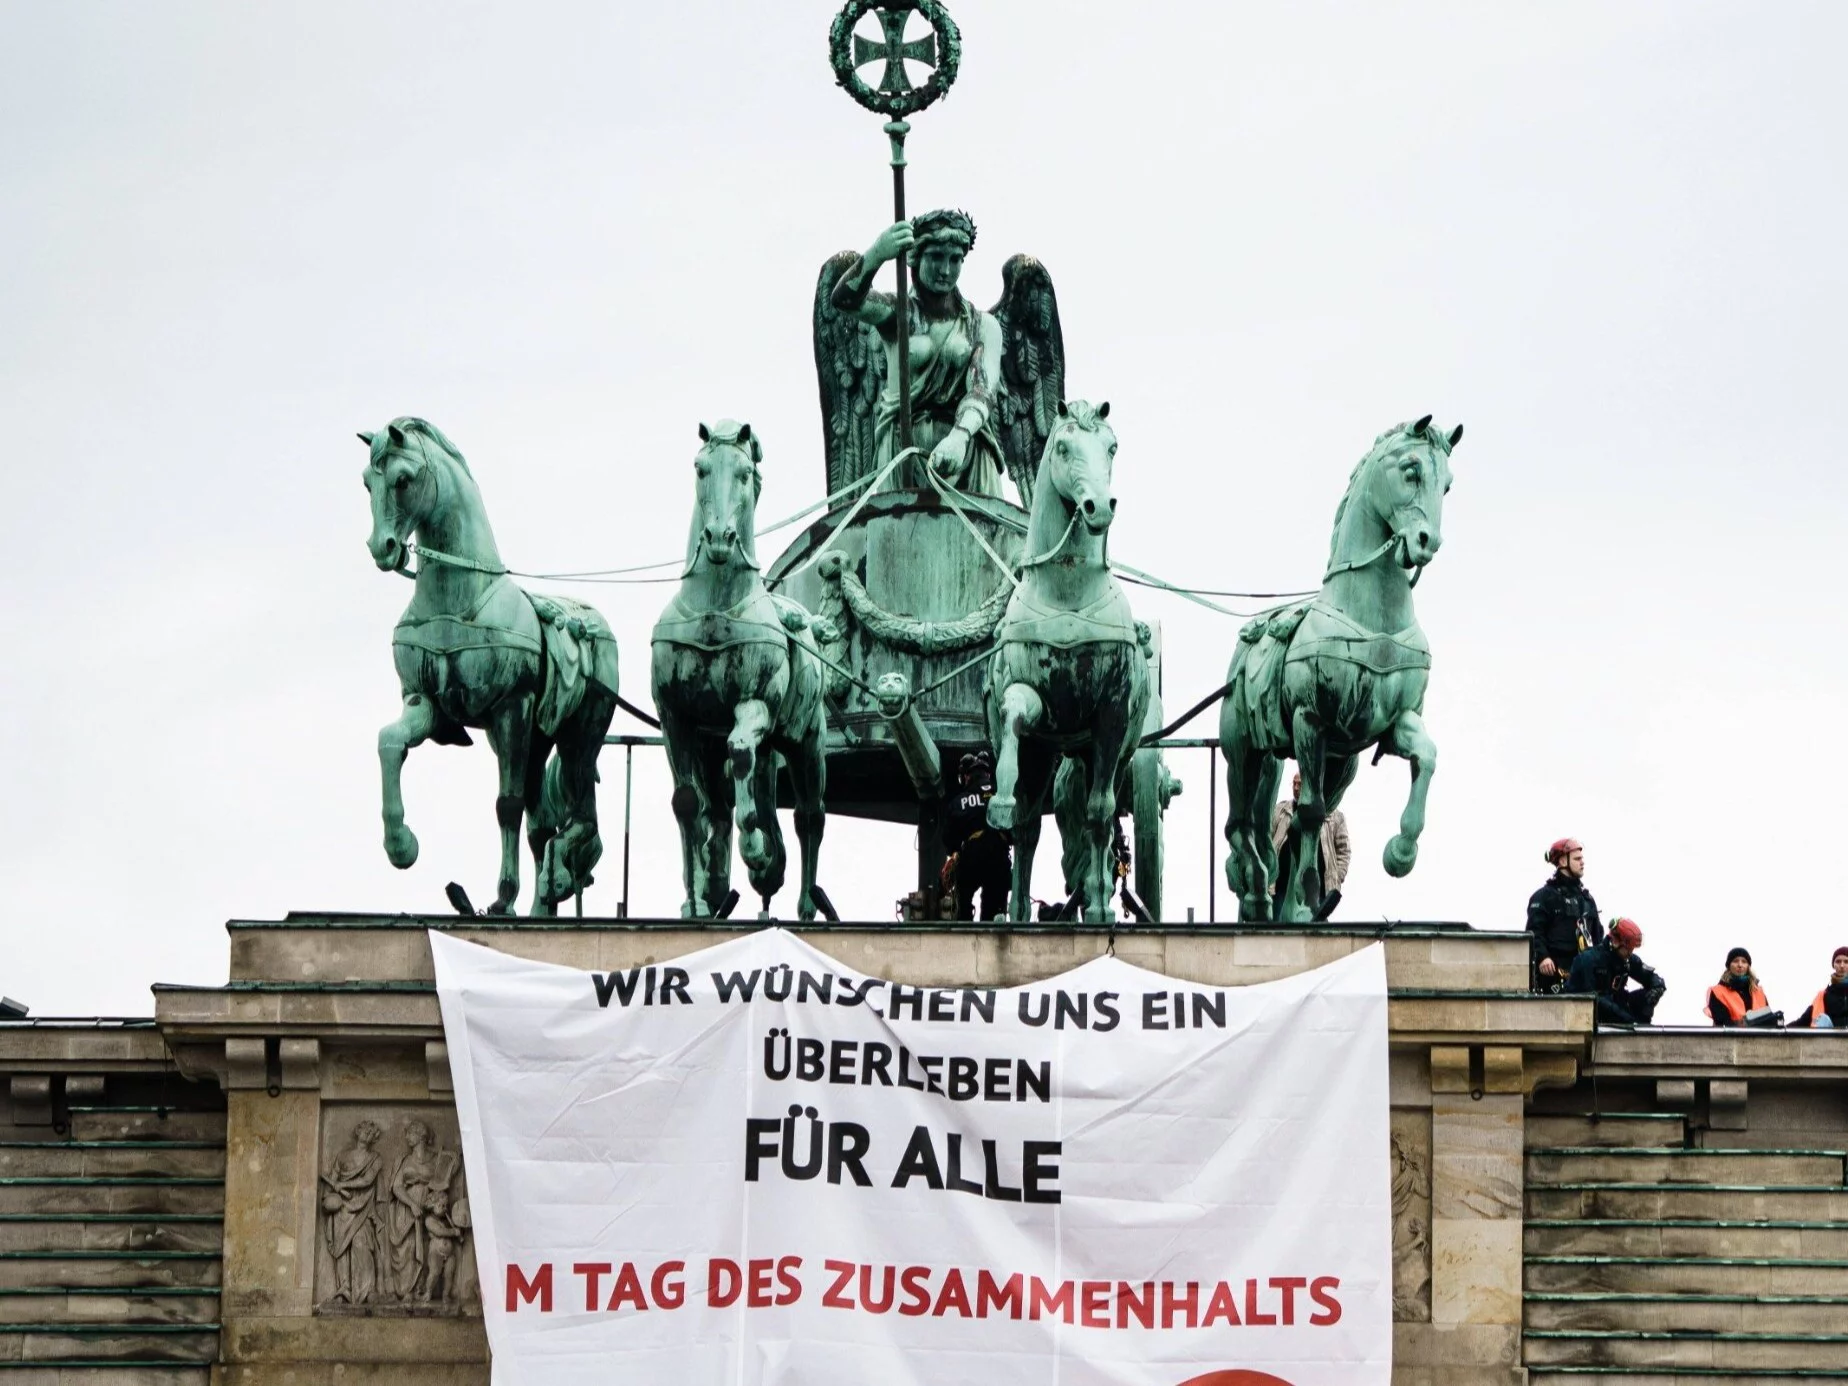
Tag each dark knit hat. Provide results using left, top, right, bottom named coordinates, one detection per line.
left=1727, top=946, right=1752, bottom=967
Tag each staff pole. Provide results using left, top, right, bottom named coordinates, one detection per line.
left=886, top=119, right=914, bottom=456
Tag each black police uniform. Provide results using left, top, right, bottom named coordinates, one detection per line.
left=1526, top=873, right=1604, bottom=993
left=945, top=780, right=1011, bottom=921
left=1566, top=939, right=1665, bottom=1026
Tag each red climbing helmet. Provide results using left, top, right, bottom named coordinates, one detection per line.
left=1610, top=918, right=1643, bottom=949
left=1547, top=837, right=1583, bottom=865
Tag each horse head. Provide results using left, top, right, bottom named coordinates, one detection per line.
left=1336, top=415, right=1462, bottom=576
left=358, top=418, right=465, bottom=572
left=1040, top=399, right=1117, bottom=536
left=687, top=420, right=762, bottom=571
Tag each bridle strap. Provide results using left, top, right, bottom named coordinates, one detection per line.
left=401, top=543, right=509, bottom=580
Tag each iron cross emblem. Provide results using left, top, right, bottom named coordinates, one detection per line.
left=856, top=8, right=937, bottom=95
left=829, top=0, right=961, bottom=118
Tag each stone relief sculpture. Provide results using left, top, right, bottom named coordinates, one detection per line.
left=317, top=1109, right=476, bottom=1314
left=1390, top=1113, right=1432, bottom=1320
left=319, top=1119, right=385, bottom=1305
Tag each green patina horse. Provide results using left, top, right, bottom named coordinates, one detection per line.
left=985, top=400, right=1149, bottom=922
left=1220, top=415, right=1461, bottom=922
left=361, top=418, right=618, bottom=915
left=652, top=422, right=829, bottom=920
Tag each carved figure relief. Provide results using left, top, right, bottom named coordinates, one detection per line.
left=316, top=1107, right=478, bottom=1315
left=1389, top=1109, right=1432, bottom=1321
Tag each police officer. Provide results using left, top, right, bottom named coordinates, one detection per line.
left=944, top=752, right=1011, bottom=921
left=1566, top=917, right=1666, bottom=1027
left=1527, top=838, right=1604, bottom=993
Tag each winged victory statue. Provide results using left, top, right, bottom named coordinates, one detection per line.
left=813, top=209, right=1066, bottom=506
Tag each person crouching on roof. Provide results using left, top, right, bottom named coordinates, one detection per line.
left=1707, top=947, right=1780, bottom=1028
left=1787, top=946, right=1848, bottom=1029
left=1566, top=917, right=1665, bottom=1028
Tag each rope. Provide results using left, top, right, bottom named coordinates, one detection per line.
left=923, top=466, right=1024, bottom=594
left=769, top=448, right=916, bottom=590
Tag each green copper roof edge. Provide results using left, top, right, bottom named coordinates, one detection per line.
left=0, top=1142, right=223, bottom=1150
left=1527, top=1218, right=1848, bottom=1229
left=1533, top=1183, right=1848, bottom=1192
left=0, top=1250, right=218, bottom=1260
left=1530, top=1147, right=1848, bottom=1157
left=150, top=980, right=1549, bottom=999
left=0, top=1212, right=222, bottom=1223
left=0, top=1286, right=220, bottom=1295
left=0, top=1182, right=221, bottom=1192
left=242, top=912, right=1499, bottom=936
left=1526, top=1292, right=1848, bottom=1303
left=1525, top=1329, right=1848, bottom=1341
left=1528, top=1255, right=1848, bottom=1266
left=0, top=1322, right=220, bottom=1333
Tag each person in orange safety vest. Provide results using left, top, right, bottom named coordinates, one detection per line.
left=1707, top=946, right=1779, bottom=1027
left=1786, top=946, right=1848, bottom=1029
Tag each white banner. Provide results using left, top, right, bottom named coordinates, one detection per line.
left=432, top=930, right=1392, bottom=1386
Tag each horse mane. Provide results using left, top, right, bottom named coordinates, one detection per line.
left=1325, top=419, right=1449, bottom=571
left=390, top=416, right=474, bottom=478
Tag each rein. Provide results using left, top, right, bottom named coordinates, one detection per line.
left=398, top=543, right=509, bottom=580
left=1321, top=532, right=1427, bottom=590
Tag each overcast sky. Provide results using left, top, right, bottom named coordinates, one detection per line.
left=3, top=1, right=1844, bottom=1021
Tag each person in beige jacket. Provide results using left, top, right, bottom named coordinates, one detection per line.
left=1272, top=772, right=1352, bottom=914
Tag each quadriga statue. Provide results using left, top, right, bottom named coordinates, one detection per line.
left=1221, top=415, right=1461, bottom=922
left=651, top=422, right=830, bottom=921
left=359, top=418, right=618, bottom=915
left=985, top=400, right=1149, bottom=922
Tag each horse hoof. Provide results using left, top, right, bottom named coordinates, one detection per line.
left=1384, top=834, right=1419, bottom=878
left=383, top=825, right=420, bottom=869
left=987, top=796, right=1016, bottom=830
left=485, top=900, right=514, bottom=917
left=797, top=896, right=818, bottom=923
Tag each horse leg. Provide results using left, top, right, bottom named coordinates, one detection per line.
left=1381, top=709, right=1437, bottom=877
left=378, top=693, right=436, bottom=869
left=1006, top=739, right=1056, bottom=922
left=988, top=683, right=1045, bottom=831
left=484, top=697, right=535, bottom=914
left=784, top=724, right=827, bottom=922
left=727, top=699, right=774, bottom=875
left=745, top=747, right=788, bottom=913
left=1218, top=703, right=1276, bottom=921
left=659, top=707, right=711, bottom=917
left=1078, top=732, right=1128, bottom=924
left=522, top=737, right=555, bottom=917
left=694, top=738, right=736, bottom=915
left=1279, top=715, right=1329, bottom=923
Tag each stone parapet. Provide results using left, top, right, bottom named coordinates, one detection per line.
left=223, top=913, right=1535, bottom=993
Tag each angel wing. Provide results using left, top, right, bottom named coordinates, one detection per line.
left=813, top=251, right=887, bottom=501
left=990, top=254, right=1066, bottom=508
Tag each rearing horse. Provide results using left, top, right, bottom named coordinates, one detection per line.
left=360, top=418, right=618, bottom=915
left=986, top=400, right=1149, bottom=922
left=1220, top=415, right=1461, bottom=921
left=652, top=421, right=829, bottom=920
